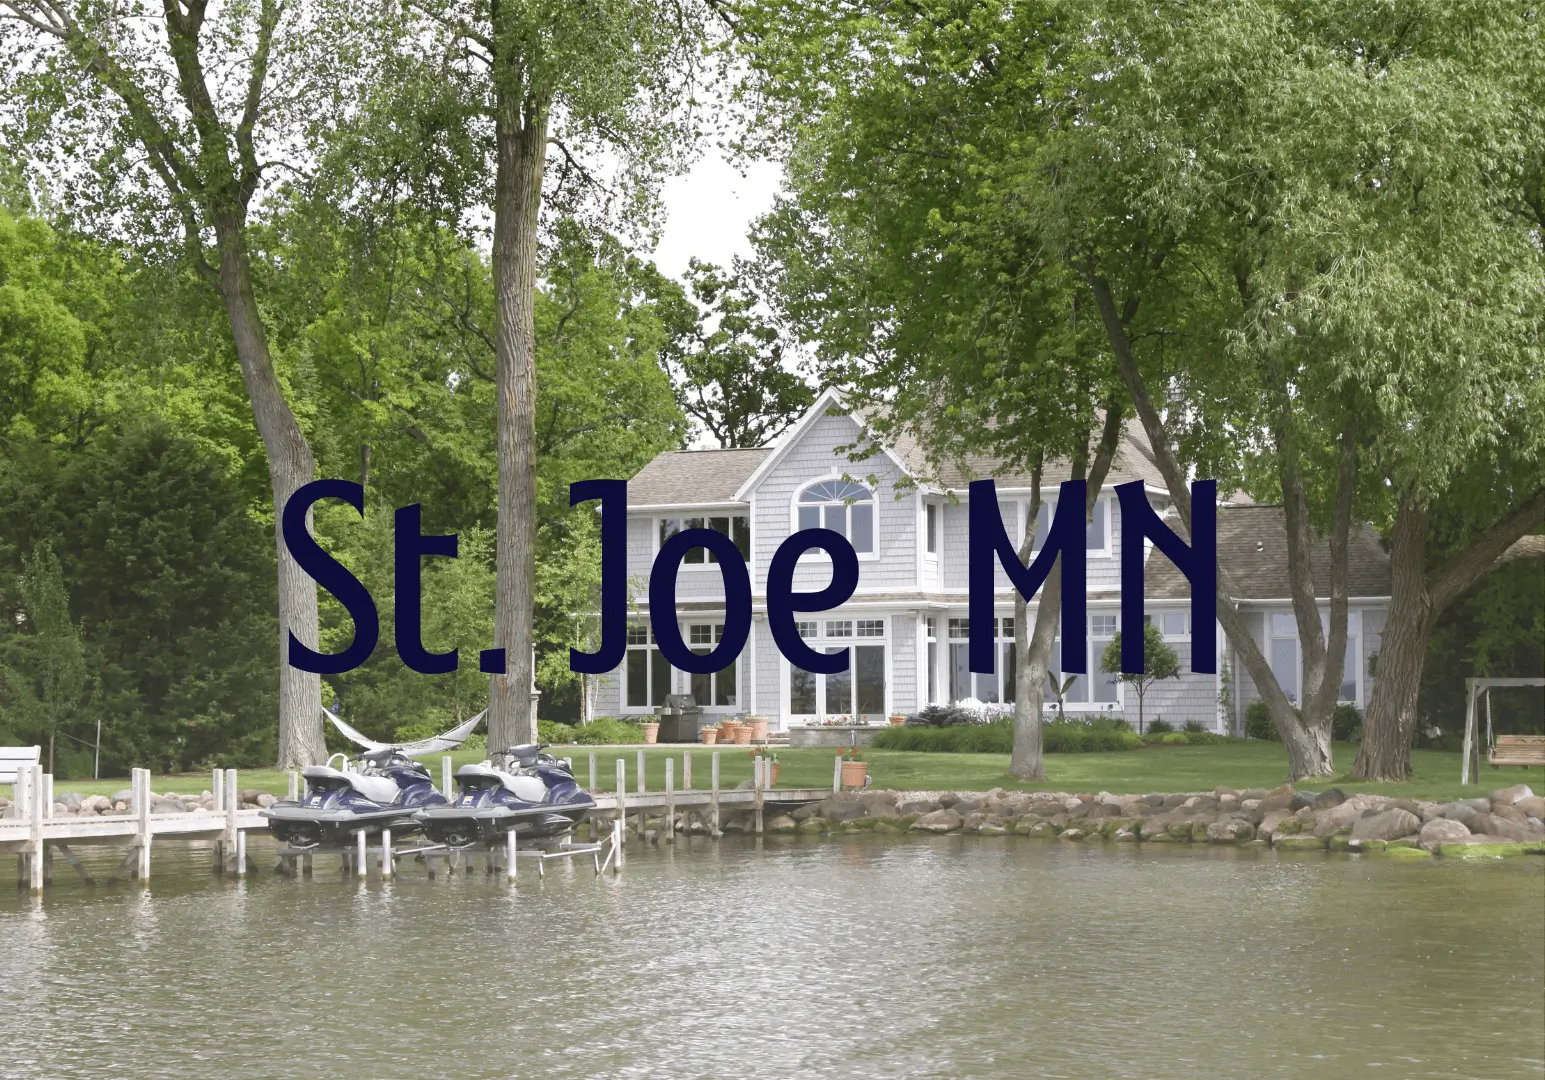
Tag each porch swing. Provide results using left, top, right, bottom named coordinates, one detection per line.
left=1459, top=677, right=1545, bottom=785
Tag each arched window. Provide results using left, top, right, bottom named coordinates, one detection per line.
left=797, top=479, right=874, bottom=553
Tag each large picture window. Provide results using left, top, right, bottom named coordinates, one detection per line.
left=797, top=480, right=874, bottom=553
left=1039, top=613, right=1120, bottom=708
left=787, top=617, right=886, bottom=721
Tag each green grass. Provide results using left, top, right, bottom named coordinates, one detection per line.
left=39, top=741, right=1544, bottom=804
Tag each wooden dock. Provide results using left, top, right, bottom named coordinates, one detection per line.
left=4, top=752, right=846, bottom=893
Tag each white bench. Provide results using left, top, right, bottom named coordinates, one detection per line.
left=1, top=745, right=41, bottom=786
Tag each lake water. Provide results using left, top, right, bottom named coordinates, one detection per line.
left=2, top=836, right=1542, bottom=1080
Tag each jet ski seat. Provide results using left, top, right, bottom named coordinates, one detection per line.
left=302, top=765, right=402, bottom=805
left=458, top=763, right=549, bottom=803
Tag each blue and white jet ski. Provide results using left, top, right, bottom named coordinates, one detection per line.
left=261, top=709, right=483, bottom=850
left=416, top=744, right=596, bottom=848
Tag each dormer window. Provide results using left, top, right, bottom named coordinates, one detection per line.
left=797, top=479, right=874, bottom=553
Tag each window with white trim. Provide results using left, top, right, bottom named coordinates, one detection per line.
left=925, top=617, right=938, bottom=704
left=797, top=480, right=875, bottom=553
left=687, top=623, right=737, bottom=707
left=1269, top=612, right=1299, bottom=704
left=625, top=622, right=672, bottom=709
left=1028, top=495, right=1112, bottom=556
left=925, top=502, right=938, bottom=555
left=658, top=514, right=750, bottom=565
left=1042, top=613, right=1122, bottom=708
left=788, top=616, right=887, bottom=721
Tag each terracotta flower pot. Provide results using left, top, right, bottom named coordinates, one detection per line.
left=767, top=762, right=780, bottom=787
left=699, top=727, right=718, bottom=745
left=732, top=724, right=752, bottom=745
left=840, top=760, right=868, bottom=788
left=642, top=722, right=659, bottom=744
left=747, top=717, right=769, bottom=743
left=889, top=715, right=905, bottom=726
left=719, top=721, right=739, bottom=741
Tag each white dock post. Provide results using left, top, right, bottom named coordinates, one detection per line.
left=441, top=755, right=453, bottom=798
left=355, top=829, right=367, bottom=879
left=42, top=772, right=54, bottom=819
left=615, top=758, right=627, bottom=844
left=287, top=771, right=299, bottom=801
left=28, top=765, right=43, bottom=893
left=612, top=813, right=624, bottom=871
left=710, top=752, right=721, bottom=837
left=223, top=768, right=239, bottom=874
left=636, top=749, right=646, bottom=795
left=588, top=753, right=597, bottom=794
left=664, top=758, right=675, bottom=842
left=833, top=754, right=842, bottom=792
left=211, top=768, right=225, bottom=870
left=381, top=828, right=393, bottom=878
left=754, top=757, right=765, bottom=835
left=234, top=824, right=247, bottom=879
left=683, top=751, right=692, bottom=792
left=506, top=828, right=518, bottom=882
left=135, top=768, right=152, bottom=881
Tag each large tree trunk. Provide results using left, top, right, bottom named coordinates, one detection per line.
left=1010, top=472, right=1048, bottom=780
left=487, top=89, right=549, bottom=752
left=1085, top=273, right=1333, bottom=778
left=214, top=217, right=324, bottom=768
left=1009, top=407, right=1125, bottom=779
left=1353, top=490, right=1545, bottom=781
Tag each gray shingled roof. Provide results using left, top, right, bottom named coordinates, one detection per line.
left=627, top=416, right=1166, bottom=504
left=1145, top=505, right=1391, bottom=600
left=627, top=447, right=770, bottom=505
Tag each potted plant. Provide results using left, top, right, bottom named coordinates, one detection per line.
left=699, top=725, right=718, bottom=745
left=839, top=746, right=868, bottom=788
left=888, top=713, right=905, bottom=726
left=642, top=721, right=660, bottom=744
left=750, top=748, right=779, bottom=787
left=746, top=715, right=769, bottom=743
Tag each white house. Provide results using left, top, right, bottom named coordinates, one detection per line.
left=591, top=389, right=1391, bottom=734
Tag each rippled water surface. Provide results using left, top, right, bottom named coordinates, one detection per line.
left=3, top=836, right=1542, bottom=1080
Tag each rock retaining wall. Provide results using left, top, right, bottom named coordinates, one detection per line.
left=0, top=789, right=276, bottom=818
left=641, top=783, right=1545, bottom=860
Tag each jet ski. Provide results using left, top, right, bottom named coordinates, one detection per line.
left=261, top=709, right=483, bottom=850
left=416, top=744, right=597, bottom=848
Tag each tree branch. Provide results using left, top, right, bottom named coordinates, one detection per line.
left=1429, top=488, right=1545, bottom=611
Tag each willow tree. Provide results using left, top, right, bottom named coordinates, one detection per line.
left=0, top=0, right=335, bottom=765
left=353, top=0, right=718, bottom=748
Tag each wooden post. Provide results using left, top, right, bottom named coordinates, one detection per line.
left=234, top=825, right=247, bottom=879
left=615, top=757, right=627, bottom=844
left=636, top=749, right=646, bottom=795
left=381, top=828, right=393, bottom=878
left=442, top=755, right=453, bottom=798
left=356, top=829, right=367, bottom=879
left=42, top=772, right=54, bottom=819
left=210, top=768, right=225, bottom=870
left=613, top=813, right=624, bottom=871
left=754, top=757, right=765, bottom=835
left=28, top=764, right=43, bottom=893
left=1461, top=678, right=1476, bottom=785
left=287, top=771, right=300, bottom=801
left=588, top=753, right=597, bottom=793
left=135, top=768, right=152, bottom=882
left=710, top=752, right=721, bottom=838
left=833, top=754, right=843, bottom=792
left=664, top=758, right=675, bottom=842
left=683, top=752, right=692, bottom=792
left=223, top=768, right=239, bottom=874
left=506, top=828, right=518, bottom=881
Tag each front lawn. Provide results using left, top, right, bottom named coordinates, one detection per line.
left=44, top=740, right=1543, bottom=803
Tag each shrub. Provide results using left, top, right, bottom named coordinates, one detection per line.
left=537, top=717, right=646, bottom=745
left=1332, top=703, right=1363, bottom=742
left=874, top=719, right=1012, bottom=752
left=1245, top=701, right=1279, bottom=741
left=1144, top=718, right=1173, bottom=735
left=394, top=722, right=437, bottom=744
left=1159, top=732, right=1188, bottom=745
left=1040, top=720, right=1141, bottom=753
left=1182, top=719, right=1207, bottom=733
left=1183, top=731, right=1231, bottom=746
left=906, top=703, right=990, bottom=727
